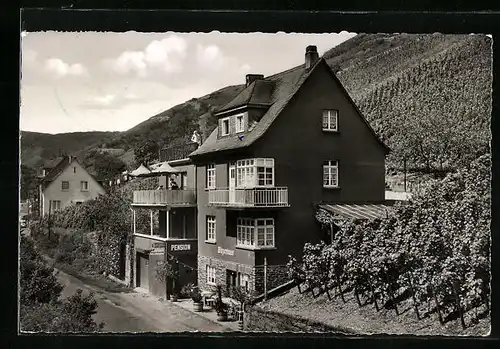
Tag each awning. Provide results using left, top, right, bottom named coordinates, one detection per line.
left=130, top=164, right=151, bottom=177
left=151, top=161, right=183, bottom=174
left=318, top=203, right=393, bottom=221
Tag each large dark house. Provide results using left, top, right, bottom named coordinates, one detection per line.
left=189, top=46, right=390, bottom=295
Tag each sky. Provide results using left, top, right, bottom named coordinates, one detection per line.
left=20, top=31, right=356, bottom=134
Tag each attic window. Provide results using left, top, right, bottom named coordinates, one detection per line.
left=322, top=110, right=338, bottom=132
left=221, top=117, right=230, bottom=136
left=61, top=181, right=69, bottom=191
left=235, top=114, right=245, bottom=133
left=73, top=167, right=76, bottom=173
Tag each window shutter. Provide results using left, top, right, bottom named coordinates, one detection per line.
left=229, top=115, right=235, bottom=134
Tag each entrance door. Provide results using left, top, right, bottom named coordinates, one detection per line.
left=138, top=253, right=149, bottom=290
left=226, top=270, right=237, bottom=293
left=229, top=163, right=236, bottom=203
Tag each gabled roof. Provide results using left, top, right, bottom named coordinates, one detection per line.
left=43, top=156, right=71, bottom=182
left=43, top=157, right=65, bottom=170
left=190, top=61, right=314, bottom=157
left=190, top=58, right=390, bottom=158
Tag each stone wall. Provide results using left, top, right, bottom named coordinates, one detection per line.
left=198, top=255, right=256, bottom=292
left=197, top=255, right=289, bottom=295
left=243, top=306, right=354, bottom=333
left=254, top=264, right=289, bottom=294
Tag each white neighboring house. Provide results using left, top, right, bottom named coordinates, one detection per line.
left=38, top=155, right=105, bottom=217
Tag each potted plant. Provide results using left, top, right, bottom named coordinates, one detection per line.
left=191, top=288, right=203, bottom=312
left=213, top=285, right=229, bottom=321
left=155, top=261, right=179, bottom=301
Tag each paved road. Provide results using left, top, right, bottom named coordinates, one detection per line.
left=56, top=270, right=231, bottom=333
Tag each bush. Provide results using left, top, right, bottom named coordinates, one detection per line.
left=19, top=236, right=104, bottom=332
left=181, top=282, right=196, bottom=299
left=20, top=236, right=63, bottom=305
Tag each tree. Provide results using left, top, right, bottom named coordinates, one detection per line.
left=93, top=152, right=126, bottom=181
left=20, top=236, right=63, bottom=305
left=134, top=139, right=159, bottom=166
left=20, top=165, right=38, bottom=201
left=19, top=236, right=103, bottom=332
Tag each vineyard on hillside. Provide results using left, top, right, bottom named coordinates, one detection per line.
left=327, top=33, right=492, bottom=173
left=288, top=154, right=490, bottom=331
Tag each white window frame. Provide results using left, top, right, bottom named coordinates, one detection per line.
left=51, top=200, right=61, bottom=212
left=238, top=273, right=250, bottom=291
left=206, top=216, right=216, bottom=243
left=235, top=113, right=245, bottom=133
left=80, top=181, right=89, bottom=192
left=61, top=181, right=69, bottom=191
left=206, top=164, right=216, bottom=189
left=323, top=160, right=339, bottom=188
left=322, top=110, right=338, bottom=132
left=206, top=265, right=216, bottom=285
left=221, top=117, right=230, bottom=136
left=236, top=217, right=275, bottom=248
left=236, top=158, right=274, bottom=188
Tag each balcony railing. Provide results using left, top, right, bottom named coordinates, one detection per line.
left=208, top=187, right=289, bottom=208
left=133, top=189, right=196, bottom=206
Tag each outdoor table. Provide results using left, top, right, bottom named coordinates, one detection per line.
left=201, top=291, right=215, bottom=308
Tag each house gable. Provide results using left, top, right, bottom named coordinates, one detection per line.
left=190, top=58, right=389, bottom=159
left=43, top=158, right=105, bottom=210
left=252, top=57, right=387, bottom=205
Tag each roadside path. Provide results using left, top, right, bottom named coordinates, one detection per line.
left=56, top=269, right=231, bottom=333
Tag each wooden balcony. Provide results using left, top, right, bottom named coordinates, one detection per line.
left=208, top=187, right=289, bottom=208
left=132, top=189, right=196, bottom=207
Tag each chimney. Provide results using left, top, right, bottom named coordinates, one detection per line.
left=246, top=74, right=264, bottom=87
left=305, top=45, right=319, bottom=69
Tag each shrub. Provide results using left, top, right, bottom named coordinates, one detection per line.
left=181, top=282, right=196, bottom=299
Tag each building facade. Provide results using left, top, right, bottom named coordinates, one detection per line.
left=130, top=157, right=198, bottom=298
left=38, top=156, right=105, bottom=217
left=189, top=46, right=389, bottom=295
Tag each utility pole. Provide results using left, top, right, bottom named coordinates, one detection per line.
left=263, top=257, right=268, bottom=300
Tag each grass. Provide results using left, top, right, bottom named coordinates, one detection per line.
left=55, top=261, right=132, bottom=294
left=257, top=284, right=490, bottom=336
left=34, top=236, right=132, bottom=294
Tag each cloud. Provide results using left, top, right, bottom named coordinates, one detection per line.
left=80, top=90, right=145, bottom=110
left=44, top=58, right=88, bottom=77
left=196, top=44, right=225, bottom=71
left=107, top=35, right=188, bottom=77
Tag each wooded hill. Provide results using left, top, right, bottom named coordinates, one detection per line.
left=21, top=33, right=492, bottom=174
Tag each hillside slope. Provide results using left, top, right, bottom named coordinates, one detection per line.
left=20, top=131, right=120, bottom=168
left=326, top=33, right=492, bottom=171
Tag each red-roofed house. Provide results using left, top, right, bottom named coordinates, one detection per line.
left=189, top=46, right=390, bottom=295
left=38, top=156, right=105, bottom=217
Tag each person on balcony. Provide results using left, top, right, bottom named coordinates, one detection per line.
left=170, top=178, right=180, bottom=190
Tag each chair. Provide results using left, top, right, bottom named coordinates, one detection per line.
left=236, top=310, right=244, bottom=322
left=205, top=296, right=216, bottom=309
